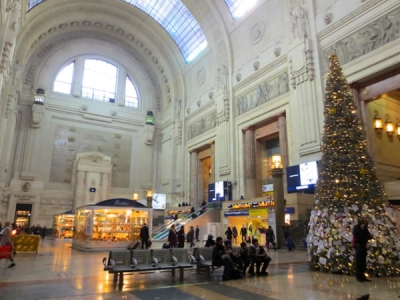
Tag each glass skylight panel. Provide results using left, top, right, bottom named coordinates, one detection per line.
left=82, top=59, right=117, bottom=102
left=125, top=77, right=139, bottom=108
left=53, top=62, right=74, bottom=95
left=27, top=0, right=46, bottom=12
left=122, top=0, right=208, bottom=62
left=224, top=0, right=257, bottom=19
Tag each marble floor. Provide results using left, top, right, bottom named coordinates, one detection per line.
left=0, top=239, right=399, bottom=300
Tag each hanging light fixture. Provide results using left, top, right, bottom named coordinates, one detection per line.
left=385, top=114, right=394, bottom=138
left=373, top=110, right=383, bottom=135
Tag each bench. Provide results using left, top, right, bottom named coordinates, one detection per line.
left=103, top=249, right=193, bottom=285
left=193, top=247, right=215, bottom=276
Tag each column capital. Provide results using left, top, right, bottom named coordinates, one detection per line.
left=242, top=126, right=255, bottom=133
left=275, top=111, right=286, bottom=119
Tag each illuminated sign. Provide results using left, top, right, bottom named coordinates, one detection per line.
left=227, top=200, right=275, bottom=210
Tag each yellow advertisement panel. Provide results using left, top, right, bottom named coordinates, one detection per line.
left=249, top=209, right=268, bottom=217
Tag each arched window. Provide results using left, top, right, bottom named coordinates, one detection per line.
left=125, top=77, right=139, bottom=108
left=82, top=59, right=117, bottom=102
left=224, top=0, right=257, bottom=19
left=52, top=58, right=140, bottom=108
left=54, top=62, right=74, bottom=94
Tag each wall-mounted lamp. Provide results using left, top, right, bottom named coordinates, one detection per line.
left=146, top=190, right=153, bottom=199
left=385, top=114, right=394, bottom=138
left=132, top=192, right=139, bottom=201
left=396, top=118, right=400, bottom=140
left=271, top=154, right=283, bottom=170
left=373, top=111, right=383, bottom=135
left=146, top=189, right=153, bottom=208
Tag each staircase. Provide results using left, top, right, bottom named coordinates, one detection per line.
left=288, top=219, right=309, bottom=251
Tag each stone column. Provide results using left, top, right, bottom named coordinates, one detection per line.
left=197, top=161, right=203, bottom=205
left=272, top=168, right=286, bottom=248
left=243, top=127, right=256, bottom=199
left=74, top=170, right=85, bottom=208
left=210, top=142, right=215, bottom=183
left=190, top=151, right=199, bottom=205
left=277, top=113, right=289, bottom=191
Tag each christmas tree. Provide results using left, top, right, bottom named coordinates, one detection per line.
left=307, top=54, right=400, bottom=276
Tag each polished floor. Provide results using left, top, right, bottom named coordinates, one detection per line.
left=0, top=239, right=399, bottom=300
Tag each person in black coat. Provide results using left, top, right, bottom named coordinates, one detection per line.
left=240, top=225, right=247, bottom=242
left=205, top=234, right=216, bottom=247
left=140, top=223, right=150, bottom=249
left=177, top=225, right=185, bottom=248
left=353, top=218, right=372, bottom=282
left=212, top=237, right=236, bottom=280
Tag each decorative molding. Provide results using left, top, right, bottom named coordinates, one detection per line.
left=249, top=22, right=265, bottom=45
left=318, top=0, right=386, bottom=40
left=184, top=98, right=215, bottom=121
left=236, top=71, right=289, bottom=116
left=233, top=54, right=287, bottom=91
left=82, top=113, right=112, bottom=123
left=323, top=12, right=333, bottom=25
left=196, top=68, right=206, bottom=86
left=187, top=111, right=217, bottom=140
left=321, top=5, right=400, bottom=70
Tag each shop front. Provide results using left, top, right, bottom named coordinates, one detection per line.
left=53, top=210, right=75, bottom=239
left=72, top=198, right=152, bottom=250
left=222, top=199, right=295, bottom=245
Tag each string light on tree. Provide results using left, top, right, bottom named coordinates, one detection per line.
left=307, top=54, right=400, bottom=277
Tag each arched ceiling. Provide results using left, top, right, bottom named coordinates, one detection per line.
left=18, top=0, right=233, bottom=113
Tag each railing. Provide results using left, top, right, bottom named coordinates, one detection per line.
left=152, top=202, right=222, bottom=240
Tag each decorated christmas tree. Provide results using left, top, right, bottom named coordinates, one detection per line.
left=307, top=54, right=400, bottom=276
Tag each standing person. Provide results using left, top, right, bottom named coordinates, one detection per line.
left=140, top=223, right=149, bottom=249
left=240, top=225, right=247, bottom=243
left=41, top=226, right=47, bottom=241
left=195, top=225, right=200, bottom=242
left=187, top=226, right=195, bottom=248
left=0, top=222, right=16, bottom=268
left=225, top=226, right=233, bottom=241
left=177, top=225, right=185, bottom=248
left=168, top=224, right=177, bottom=248
left=353, top=218, right=372, bottom=282
left=266, top=226, right=276, bottom=251
left=232, top=226, right=238, bottom=244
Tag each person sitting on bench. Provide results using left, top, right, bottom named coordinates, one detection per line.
left=248, top=238, right=271, bottom=276
left=212, top=237, right=237, bottom=280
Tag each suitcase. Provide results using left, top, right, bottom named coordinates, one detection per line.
left=0, top=245, right=12, bottom=259
left=127, top=241, right=140, bottom=250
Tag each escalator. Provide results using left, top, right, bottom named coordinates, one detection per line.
left=152, top=203, right=221, bottom=241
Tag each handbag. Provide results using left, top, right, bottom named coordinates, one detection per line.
left=351, top=237, right=356, bottom=248
left=0, top=245, right=12, bottom=259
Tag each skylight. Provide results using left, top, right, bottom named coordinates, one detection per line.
left=27, top=0, right=46, bottom=11
left=224, top=0, right=258, bottom=19
left=27, top=0, right=208, bottom=62
left=123, top=0, right=208, bottom=62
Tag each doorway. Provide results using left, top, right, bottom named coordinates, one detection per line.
left=14, top=203, right=32, bottom=229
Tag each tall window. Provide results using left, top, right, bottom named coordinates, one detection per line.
left=125, top=78, right=139, bottom=108
left=54, top=62, right=74, bottom=94
left=82, top=59, right=117, bottom=102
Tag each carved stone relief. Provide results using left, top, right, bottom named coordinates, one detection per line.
left=236, top=72, right=289, bottom=116
left=290, top=5, right=309, bottom=39
left=324, top=13, right=333, bottom=25
left=187, top=111, right=217, bottom=140
left=250, top=22, right=265, bottom=45
left=196, top=68, right=206, bottom=86
left=175, top=98, right=181, bottom=119
left=322, top=6, right=400, bottom=69
left=50, top=125, right=132, bottom=187
left=274, top=47, right=281, bottom=57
